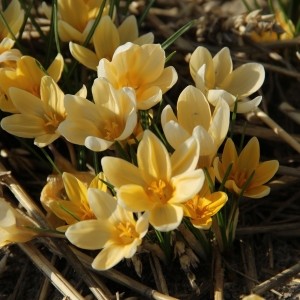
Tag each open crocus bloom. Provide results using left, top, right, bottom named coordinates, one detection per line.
left=42, top=0, right=110, bottom=43
left=183, top=168, right=228, bottom=229
left=1, top=76, right=67, bottom=147
left=97, top=42, right=178, bottom=110
left=189, top=46, right=265, bottom=113
left=0, top=198, right=38, bottom=247
left=0, top=0, right=24, bottom=40
left=66, top=188, right=149, bottom=270
left=161, top=85, right=229, bottom=168
left=58, top=79, right=137, bottom=152
left=213, top=137, right=279, bottom=198
left=0, top=54, right=64, bottom=113
left=70, top=15, right=154, bottom=70
left=41, top=172, right=107, bottom=231
left=102, top=130, right=205, bottom=232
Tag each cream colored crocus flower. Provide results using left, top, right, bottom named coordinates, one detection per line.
left=0, top=198, right=38, bottom=247
left=66, top=188, right=149, bottom=270
left=42, top=0, right=110, bottom=43
left=213, top=137, right=279, bottom=198
left=189, top=46, right=265, bottom=113
left=70, top=15, right=154, bottom=70
left=97, top=42, right=178, bottom=110
left=41, top=172, right=107, bottom=231
left=102, top=130, right=205, bottom=232
left=0, top=0, right=25, bottom=40
left=58, top=79, right=137, bottom=152
left=183, top=169, right=228, bottom=229
left=0, top=54, right=64, bottom=113
left=1, top=76, right=68, bottom=147
left=161, top=85, right=229, bottom=168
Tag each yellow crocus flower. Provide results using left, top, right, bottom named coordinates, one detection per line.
left=66, top=188, right=149, bottom=270
left=102, top=130, right=205, bottom=232
left=70, top=15, right=154, bottom=70
left=213, top=137, right=279, bottom=198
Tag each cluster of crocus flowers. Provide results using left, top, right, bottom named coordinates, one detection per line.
left=0, top=198, right=38, bottom=247
left=0, top=0, right=280, bottom=274
left=189, top=46, right=265, bottom=113
left=70, top=15, right=154, bottom=70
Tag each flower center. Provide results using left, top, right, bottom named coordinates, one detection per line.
left=103, top=120, right=122, bottom=141
left=116, top=221, right=138, bottom=245
left=44, top=111, right=65, bottom=132
left=147, top=180, right=173, bottom=205
left=231, top=169, right=249, bottom=189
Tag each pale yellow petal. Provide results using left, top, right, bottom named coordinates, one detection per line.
left=207, top=89, right=236, bottom=107
left=251, top=160, right=279, bottom=187
left=149, top=66, right=178, bottom=93
left=47, top=53, right=64, bottom=82
left=1, top=114, right=46, bottom=138
left=137, top=130, right=171, bottom=182
left=213, top=47, right=232, bottom=85
left=161, top=105, right=177, bottom=126
left=92, top=243, right=137, bottom=270
left=136, top=86, right=162, bottom=110
left=63, top=173, right=87, bottom=205
left=171, top=135, right=200, bottom=176
left=9, top=87, right=44, bottom=116
left=134, top=32, right=155, bottom=45
left=93, top=16, right=120, bottom=61
left=177, top=85, right=211, bottom=132
left=243, top=185, right=270, bottom=198
left=118, top=15, right=138, bottom=43
left=87, top=188, right=117, bottom=220
left=171, top=169, right=205, bottom=203
left=58, top=20, right=84, bottom=43
left=58, top=119, right=100, bottom=145
left=189, top=46, right=214, bottom=89
left=163, top=121, right=190, bottom=150
left=66, top=220, right=112, bottom=249
left=222, top=138, right=238, bottom=168
left=69, top=42, right=99, bottom=70
left=238, top=137, right=260, bottom=171
left=149, top=204, right=183, bottom=231
left=101, top=156, right=145, bottom=187
left=34, top=132, right=60, bottom=147
left=234, top=96, right=262, bottom=114
left=118, top=184, right=153, bottom=212
left=85, top=136, right=114, bottom=151
left=220, top=63, right=265, bottom=98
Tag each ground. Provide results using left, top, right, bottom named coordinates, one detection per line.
left=1, top=0, right=300, bottom=299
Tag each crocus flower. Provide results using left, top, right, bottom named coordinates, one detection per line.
left=41, top=172, right=107, bottom=230
left=0, top=38, right=22, bottom=68
left=42, top=0, right=110, bottom=43
left=70, top=15, right=154, bottom=70
left=0, top=198, right=38, bottom=247
left=66, top=188, right=149, bottom=270
left=213, top=137, right=279, bottom=198
left=1, top=76, right=67, bottom=147
left=0, top=54, right=64, bottom=113
left=58, top=79, right=137, bottom=151
left=183, top=170, right=228, bottom=229
left=0, top=0, right=24, bottom=40
left=189, top=46, right=265, bottom=113
left=102, top=130, right=205, bottom=232
left=97, top=42, right=178, bottom=110
left=161, top=85, right=229, bottom=168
